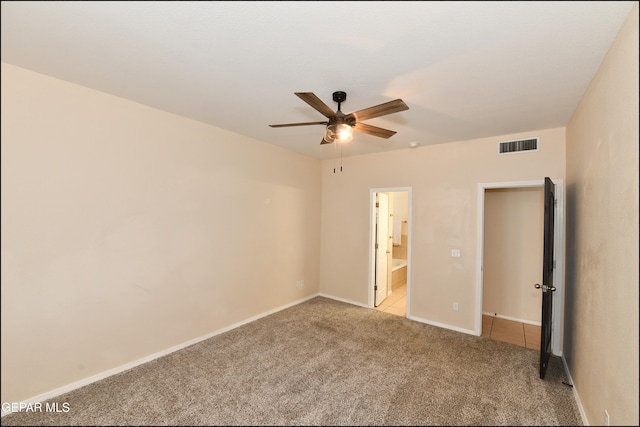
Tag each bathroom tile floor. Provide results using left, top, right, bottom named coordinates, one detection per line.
left=374, top=284, right=406, bottom=317
left=375, top=283, right=541, bottom=350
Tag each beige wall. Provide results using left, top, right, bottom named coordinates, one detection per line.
left=564, top=3, right=639, bottom=426
left=483, top=187, right=543, bottom=324
left=0, top=63, right=322, bottom=403
left=319, top=127, right=565, bottom=331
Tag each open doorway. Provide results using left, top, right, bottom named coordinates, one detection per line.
left=476, top=180, right=564, bottom=356
left=369, top=187, right=412, bottom=317
left=482, top=186, right=543, bottom=350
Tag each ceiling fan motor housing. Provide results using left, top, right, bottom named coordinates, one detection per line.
left=332, top=91, right=347, bottom=103
left=330, top=92, right=355, bottom=127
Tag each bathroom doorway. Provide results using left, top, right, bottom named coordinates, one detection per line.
left=369, top=187, right=412, bottom=317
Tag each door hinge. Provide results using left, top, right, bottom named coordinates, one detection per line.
left=554, top=198, right=558, bottom=207
left=553, top=260, right=556, bottom=269
left=376, top=202, right=379, bottom=207
left=375, top=243, right=378, bottom=249
left=374, top=285, right=378, bottom=291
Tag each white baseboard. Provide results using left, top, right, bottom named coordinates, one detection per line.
left=562, top=355, right=589, bottom=426
left=317, top=293, right=368, bottom=308
left=409, top=314, right=478, bottom=336
left=482, top=311, right=542, bottom=326
left=1, top=293, right=320, bottom=418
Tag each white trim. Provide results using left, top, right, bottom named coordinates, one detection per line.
left=409, top=314, right=477, bottom=336
left=554, top=180, right=566, bottom=358
left=0, top=293, right=320, bottom=418
left=368, top=187, right=412, bottom=318
left=476, top=179, right=565, bottom=355
left=481, top=312, right=542, bottom=326
left=318, top=293, right=368, bottom=308
left=369, top=190, right=376, bottom=308
left=562, top=355, right=589, bottom=426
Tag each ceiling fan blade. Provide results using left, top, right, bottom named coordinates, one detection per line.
left=353, top=122, right=397, bottom=139
left=269, top=121, right=328, bottom=128
left=349, top=99, right=409, bottom=122
left=295, top=92, right=337, bottom=119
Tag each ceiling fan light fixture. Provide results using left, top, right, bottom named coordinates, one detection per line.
left=326, top=123, right=353, bottom=143
left=270, top=91, right=409, bottom=145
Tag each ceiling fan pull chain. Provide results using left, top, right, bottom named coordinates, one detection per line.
left=340, top=143, right=343, bottom=172
left=333, top=141, right=337, bottom=173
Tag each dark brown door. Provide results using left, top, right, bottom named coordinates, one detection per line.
left=537, top=177, right=556, bottom=379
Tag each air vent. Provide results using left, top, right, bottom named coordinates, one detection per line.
left=498, top=137, right=539, bottom=154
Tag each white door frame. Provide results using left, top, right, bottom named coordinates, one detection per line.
left=475, top=179, right=565, bottom=356
left=374, top=192, right=390, bottom=306
left=368, top=187, right=413, bottom=316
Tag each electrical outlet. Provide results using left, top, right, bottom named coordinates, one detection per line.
left=300, top=280, right=304, bottom=287
left=296, top=280, right=305, bottom=288
left=453, top=302, right=459, bottom=311
left=451, top=249, right=461, bottom=257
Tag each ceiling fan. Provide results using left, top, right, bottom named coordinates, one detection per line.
left=269, top=91, right=409, bottom=144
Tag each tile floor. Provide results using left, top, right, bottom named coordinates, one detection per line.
left=374, top=284, right=407, bottom=317
left=375, top=283, right=541, bottom=350
left=482, top=315, right=541, bottom=350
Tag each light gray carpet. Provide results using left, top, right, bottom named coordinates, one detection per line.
left=1, top=296, right=582, bottom=426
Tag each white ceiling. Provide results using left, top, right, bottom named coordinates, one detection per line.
left=1, top=1, right=635, bottom=160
